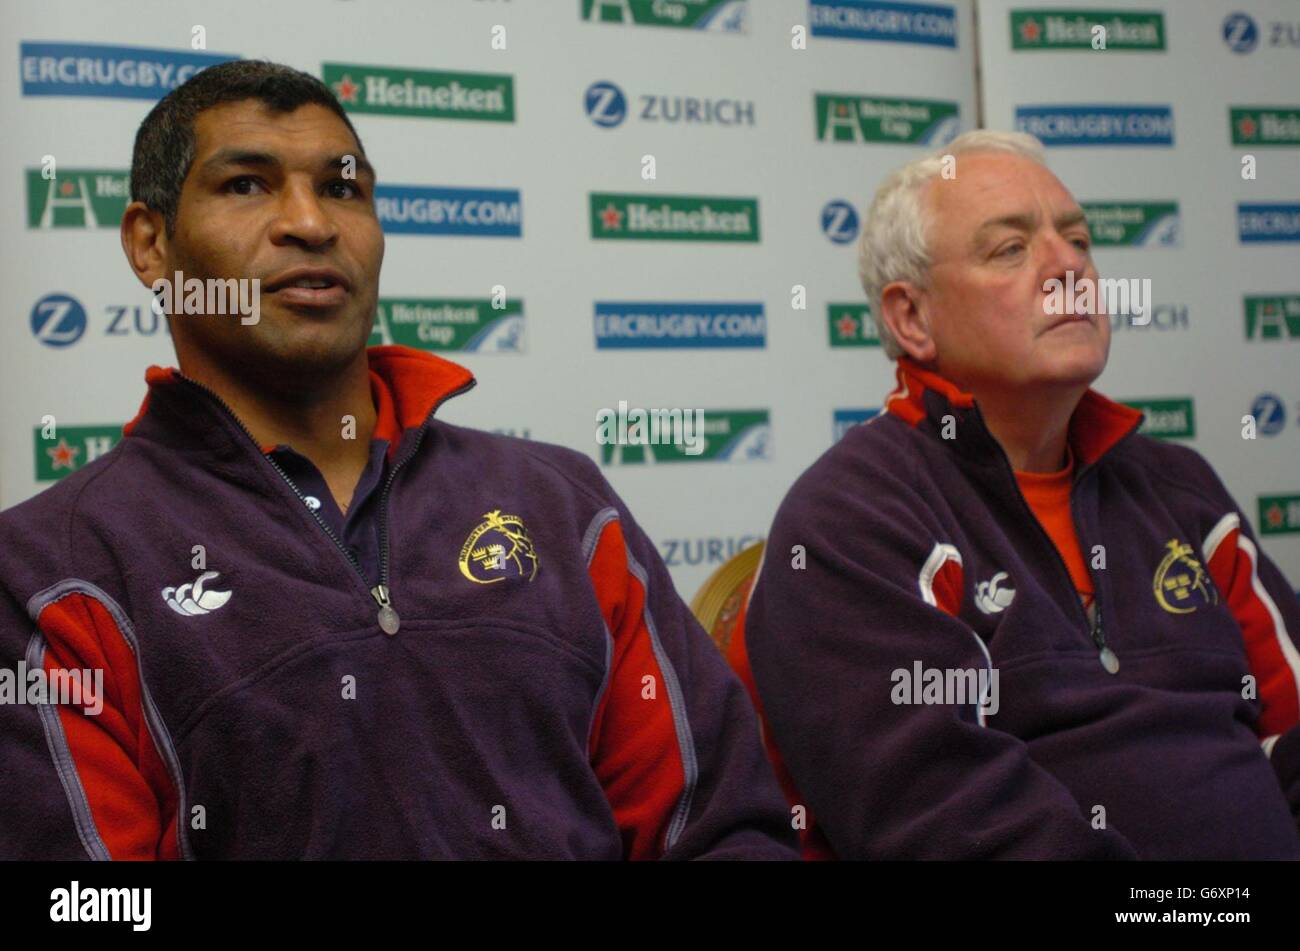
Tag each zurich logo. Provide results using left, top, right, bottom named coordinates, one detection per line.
left=30, top=293, right=87, bottom=347
left=162, top=570, right=232, bottom=616
left=585, top=81, right=627, bottom=128
left=821, top=200, right=859, bottom=244
left=1223, top=13, right=1259, bottom=53
left=1251, top=393, right=1286, bottom=436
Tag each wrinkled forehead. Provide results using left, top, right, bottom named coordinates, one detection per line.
left=923, top=151, right=1077, bottom=251
left=191, top=99, right=362, bottom=166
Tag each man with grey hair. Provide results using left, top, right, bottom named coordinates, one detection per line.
left=742, top=129, right=1300, bottom=859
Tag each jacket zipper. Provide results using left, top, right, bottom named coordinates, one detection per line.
left=372, top=377, right=475, bottom=633
left=174, top=373, right=476, bottom=636
left=975, top=406, right=1139, bottom=674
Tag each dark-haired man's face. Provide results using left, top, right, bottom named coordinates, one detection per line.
left=147, top=99, right=383, bottom=387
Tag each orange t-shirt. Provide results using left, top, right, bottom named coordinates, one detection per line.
left=1015, top=446, right=1094, bottom=608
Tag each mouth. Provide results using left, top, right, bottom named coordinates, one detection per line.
left=263, top=268, right=351, bottom=309
left=1043, top=312, right=1096, bottom=334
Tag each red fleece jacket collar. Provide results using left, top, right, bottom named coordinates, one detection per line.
left=123, top=345, right=476, bottom=462
left=885, top=356, right=1143, bottom=467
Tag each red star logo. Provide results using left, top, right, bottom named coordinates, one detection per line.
left=1238, top=116, right=1257, bottom=139
left=332, top=74, right=359, bottom=104
left=1266, top=504, right=1284, bottom=528
left=46, top=438, right=80, bottom=471
left=837, top=315, right=859, bottom=339
left=1020, top=18, right=1041, bottom=43
left=600, top=203, right=624, bottom=230
left=836, top=102, right=849, bottom=116
left=60, top=180, right=75, bottom=196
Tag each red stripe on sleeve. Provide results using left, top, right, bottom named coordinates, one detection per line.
left=1206, top=526, right=1300, bottom=735
left=39, top=593, right=180, bottom=860
left=586, top=518, right=685, bottom=860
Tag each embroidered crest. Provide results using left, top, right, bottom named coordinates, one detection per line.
left=1153, top=539, right=1217, bottom=614
left=458, top=510, right=539, bottom=584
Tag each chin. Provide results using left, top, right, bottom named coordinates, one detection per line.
left=257, top=322, right=367, bottom=372
left=1042, top=347, right=1107, bottom=387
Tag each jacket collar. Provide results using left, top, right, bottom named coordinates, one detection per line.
left=122, top=345, right=476, bottom=462
left=884, top=356, right=1143, bottom=470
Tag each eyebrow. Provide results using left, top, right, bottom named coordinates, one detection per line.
left=199, top=148, right=377, bottom=180
left=972, top=209, right=1088, bottom=245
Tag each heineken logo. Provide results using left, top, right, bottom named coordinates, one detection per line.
left=35, top=425, right=121, bottom=481
left=828, top=303, right=880, bottom=347
left=1238, top=203, right=1300, bottom=243
left=1244, top=296, right=1300, bottom=341
left=580, top=0, right=748, bottom=32
left=20, top=42, right=235, bottom=100
left=369, top=298, right=524, bottom=352
left=1259, top=495, right=1300, bottom=536
left=1232, top=108, right=1300, bottom=145
left=375, top=185, right=522, bottom=237
left=809, top=1, right=958, bottom=48
left=594, top=302, right=765, bottom=348
left=815, top=94, right=960, bottom=145
left=26, top=169, right=130, bottom=229
left=599, top=408, right=770, bottom=463
left=1080, top=202, right=1180, bottom=247
left=1016, top=105, right=1174, bottom=146
left=1121, top=398, right=1195, bottom=440
left=590, top=193, right=759, bottom=242
left=1010, top=10, right=1165, bottom=50
left=323, top=63, right=514, bottom=121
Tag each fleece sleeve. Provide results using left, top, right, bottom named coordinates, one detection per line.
left=0, top=582, right=180, bottom=860
left=581, top=472, right=799, bottom=860
left=1198, top=477, right=1300, bottom=823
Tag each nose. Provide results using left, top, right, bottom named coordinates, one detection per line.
left=1042, top=228, right=1090, bottom=293
left=269, top=179, right=337, bottom=249
left=1045, top=228, right=1086, bottom=276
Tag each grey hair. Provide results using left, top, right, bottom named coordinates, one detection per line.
left=856, top=130, right=1048, bottom=359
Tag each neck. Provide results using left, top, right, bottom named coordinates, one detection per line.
left=967, top=382, right=1083, bottom=473
left=177, top=347, right=377, bottom=483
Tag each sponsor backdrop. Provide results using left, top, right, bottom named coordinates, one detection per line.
left=978, top=0, right=1300, bottom=589
left=2, top=0, right=1295, bottom=604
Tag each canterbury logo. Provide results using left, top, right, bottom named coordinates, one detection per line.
left=975, top=571, right=1015, bottom=614
left=161, top=571, right=232, bottom=616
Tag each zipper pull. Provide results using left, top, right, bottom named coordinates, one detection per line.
left=1090, top=600, right=1118, bottom=674
left=371, top=584, right=400, bottom=635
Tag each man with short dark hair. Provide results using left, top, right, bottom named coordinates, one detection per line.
left=0, top=61, right=797, bottom=860
left=744, top=130, right=1300, bottom=860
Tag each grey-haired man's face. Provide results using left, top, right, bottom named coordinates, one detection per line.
left=911, top=151, right=1109, bottom=393
left=131, top=99, right=384, bottom=382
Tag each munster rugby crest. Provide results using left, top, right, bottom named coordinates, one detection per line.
left=1153, top=538, right=1217, bottom=614
left=459, top=509, right=539, bottom=584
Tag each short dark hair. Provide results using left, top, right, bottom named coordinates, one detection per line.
left=129, top=60, right=366, bottom=236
